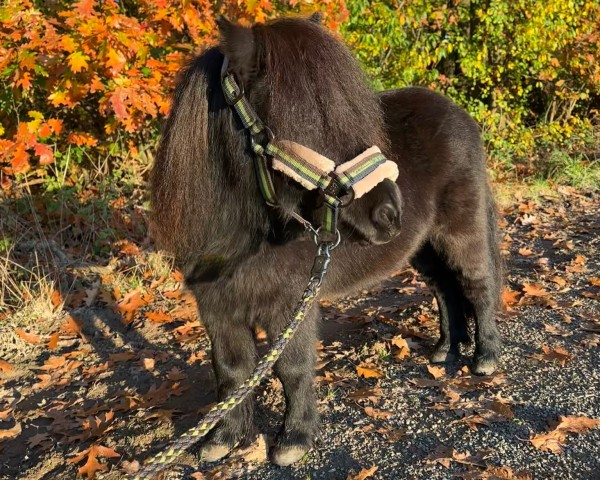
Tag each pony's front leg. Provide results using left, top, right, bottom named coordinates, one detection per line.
left=262, top=303, right=319, bottom=466
left=197, top=302, right=258, bottom=461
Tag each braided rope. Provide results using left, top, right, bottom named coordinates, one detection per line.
left=131, top=275, right=323, bottom=480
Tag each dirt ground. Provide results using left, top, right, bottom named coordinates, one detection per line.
left=1, top=186, right=599, bottom=480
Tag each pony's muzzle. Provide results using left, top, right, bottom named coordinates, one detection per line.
left=372, top=202, right=400, bottom=233
left=368, top=179, right=402, bottom=243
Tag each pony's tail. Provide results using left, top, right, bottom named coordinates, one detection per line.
left=150, top=57, right=213, bottom=262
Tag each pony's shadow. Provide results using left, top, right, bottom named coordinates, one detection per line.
left=1, top=190, right=219, bottom=478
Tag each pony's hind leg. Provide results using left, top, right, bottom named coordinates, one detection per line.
left=262, top=304, right=319, bottom=467
left=199, top=311, right=258, bottom=461
left=410, top=242, right=471, bottom=363
left=431, top=221, right=501, bottom=375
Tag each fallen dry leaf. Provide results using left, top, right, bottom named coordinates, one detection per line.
left=501, top=287, right=520, bottom=311
left=427, top=365, right=446, bottom=379
left=364, top=406, right=393, bottom=420
left=550, top=276, right=567, bottom=287
left=121, top=460, right=140, bottom=474
left=426, top=445, right=491, bottom=468
left=530, top=415, right=600, bottom=454
left=0, top=418, right=21, bottom=440
left=522, top=283, right=548, bottom=297
left=141, top=357, right=155, bottom=371
left=27, top=432, right=51, bottom=449
left=15, top=329, right=41, bottom=344
left=61, top=315, right=88, bottom=342
left=50, top=289, right=63, bottom=309
left=47, top=332, right=60, bottom=350
left=69, top=444, right=120, bottom=479
left=531, top=345, right=571, bottom=366
left=347, top=465, right=378, bottom=480
left=460, top=465, right=533, bottom=479
left=145, top=311, right=174, bottom=324
left=356, top=365, right=384, bottom=379
left=114, top=290, right=154, bottom=324
left=391, top=335, right=410, bottom=360
left=544, top=324, right=571, bottom=337
left=109, top=351, right=136, bottom=363
left=236, top=434, right=268, bottom=463
left=0, top=359, right=12, bottom=373
left=348, top=387, right=383, bottom=402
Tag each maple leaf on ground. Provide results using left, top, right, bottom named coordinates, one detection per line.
left=114, top=290, right=153, bottom=324
left=391, top=335, right=410, bottom=360
left=47, top=332, right=60, bottom=349
left=348, top=387, right=383, bottom=402
left=426, top=445, right=491, bottom=469
left=166, top=367, right=188, bottom=381
left=460, top=465, right=533, bottom=479
left=530, top=416, right=600, bottom=454
left=0, top=359, right=12, bottom=372
left=347, top=465, right=378, bottom=480
left=531, top=345, right=571, bottom=366
left=0, top=406, right=21, bottom=440
left=61, top=315, right=88, bottom=342
left=15, top=329, right=41, bottom=344
left=427, top=365, right=446, bottom=379
left=356, top=364, right=384, bottom=379
left=27, top=432, right=51, bottom=449
left=364, top=406, right=393, bottom=420
left=501, top=287, right=520, bottom=311
left=145, top=311, right=174, bottom=324
left=69, top=444, right=120, bottom=479
left=550, top=276, right=567, bottom=287
left=521, top=283, right=548, bottom=298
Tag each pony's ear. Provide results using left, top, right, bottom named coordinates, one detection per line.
left=309, top=12, right=323, bottom=24
left=216, top=16, right=257, bottom=85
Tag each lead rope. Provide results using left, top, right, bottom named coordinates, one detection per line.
left=130, top=241, right=334, bottom=480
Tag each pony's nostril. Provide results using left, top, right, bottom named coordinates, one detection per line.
left=372, top=203, right=399, bottom=230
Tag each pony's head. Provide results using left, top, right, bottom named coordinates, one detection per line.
left=151, top=15, right=402, bottom=265
left=217, top=15, right=402, bottom=245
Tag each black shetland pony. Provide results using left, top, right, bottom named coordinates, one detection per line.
left=151, top=14, right=501, bottom=467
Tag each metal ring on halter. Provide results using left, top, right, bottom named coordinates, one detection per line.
left=250, top=126, right=275, bottom=151
left=312, top=227, right=341, bottom=249
left=338, top=187, right=355, bottom=208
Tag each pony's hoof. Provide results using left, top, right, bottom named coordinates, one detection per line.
left=271, top=445, right=309, bottom=466
left=471, top=354, right=498, bottom=376
left=200, top=443, right=231, bottom=462
left=430, top=348, right=459, bottom=364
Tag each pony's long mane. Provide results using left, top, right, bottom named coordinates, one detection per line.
left=150, top=48, right=266, bottom=264
left=151, top=17, right=388, bottom=265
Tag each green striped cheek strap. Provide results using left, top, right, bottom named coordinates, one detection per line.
left=221, top=57, right=399, bottom=237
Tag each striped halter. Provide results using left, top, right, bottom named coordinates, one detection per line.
left=221, top=57, right=399, bottom=240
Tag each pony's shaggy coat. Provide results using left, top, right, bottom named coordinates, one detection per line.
left=151, top=15, right=501, bottom=466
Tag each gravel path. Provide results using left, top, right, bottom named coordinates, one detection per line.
left=1, top=189, right=598, bottom=480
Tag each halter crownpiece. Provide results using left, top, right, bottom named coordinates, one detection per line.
left=220, top=56, right=399, bottom=239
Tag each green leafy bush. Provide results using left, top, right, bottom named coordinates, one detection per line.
left=343, top=0, right=599, bottom=175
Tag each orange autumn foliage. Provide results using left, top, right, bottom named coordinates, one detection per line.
left=0, top=0, right=348, bottom=188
